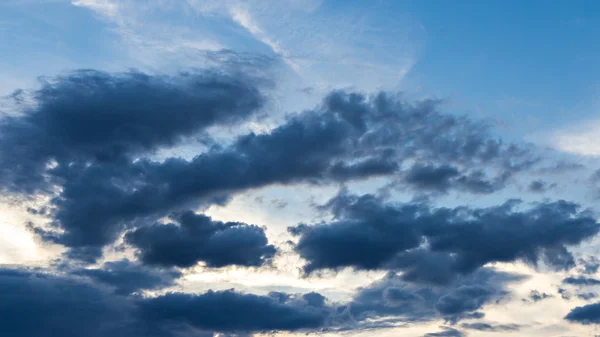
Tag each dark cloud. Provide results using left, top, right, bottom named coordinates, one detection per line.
left=580, top=257, right=600, bottom=275
left=525, top=290, right=553, bottom=303
left=0, top=267, right=330, bottom=336
left=71, top=259, right=182, bottom=295
left=423, top=327, right=464, bottom=337
left=0, top=50, right=585, bottom=335
left=563, top=277, right=600, bottom=286
left=436, top=285, right=495, bottom=316
left=536, top=160, right=585, bottom=174
left=323, top=91, right=534, bottom=171
left=559, top=286, right=598, bottom=302
left=578, top=292, right=598, bottom=301
left=461, top=322, right=522, bottom=332
left=290, top=192, right=598, bottom=281
left=403, top=164, right=502, bottom=194
left=303, top=292, right=327, bottom=308
left=290, top=193, right=427, bottom=274
left=27, top=92, right=399, bottom=259
left=137, top=290, right=328, bottom=334
left=344, top=268, right=522, bottom=325
left=559, top=288, right=572, bottom=300
left=346, top=272, right=437, bottom=324
left=389, top=249, right=461, bottom=286
left=403, top=164, right=461, bottom=192
left=0, top=267, right=136, bottom=337
left=528, top=179, right=556, bottom=193
left=2, top=84, right=536, bottom=260
left=565, top=302, right=600, bottom=324
left=125, top=211, right=276, bottom=268
left=0, top=68, right=267, bottom=194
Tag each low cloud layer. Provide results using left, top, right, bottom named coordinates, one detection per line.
left=0, top=58, right=597, bottom=336
left=0, top=68, right=268, bottom=194
left=71, top=259, right=182, bottom=295
left=344, top=267, right=523, bottom=326
left=565, top=302, right=600, bottom=324
left=0, top=73, right=539, bottom=261
left=125, top=211, right=276, bottom=268
left=0, top=267, right=331, bottom=337
left=460, top=322, right=521, bottom=332
left=290, top=192, right=598, bottom=282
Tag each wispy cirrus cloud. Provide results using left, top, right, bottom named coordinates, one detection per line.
left=73, top=0, right=420, bottom=91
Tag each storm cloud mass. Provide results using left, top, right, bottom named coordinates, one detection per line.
left=71, top=259, right=183, bottom=295
left=344, top=267, right=522, bottom=325
left=565, top=302, right=600, bottom=324
left=0, top=72, right=540, bottom=262
left=0, top=267, right=331, bottom=337
left=125, top=210, right=276, bottom=268
left=0, top=68, right=268, bottom=194
left=290, top=192, right=599, bottom=281
left=0, top=51, right=597, bottom=336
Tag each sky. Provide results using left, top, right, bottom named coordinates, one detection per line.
left=2, top=0, right=600, bottom=336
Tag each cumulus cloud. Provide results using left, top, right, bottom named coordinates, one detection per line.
left=137, top=290, right=329, bottom=334
left=0, top=67, right=268, bottom=194
left=403, top=164, right=503, bottom=194
left=460, top=322, right=522, bottom=332
left=565, top=302, right=600, bottom=324
left=1, top=81, right=538, bottom=262
left=563, top=277, right=600, bottom=286
left=0, top=266, right=331, bottom=336
left=524, top=290, right=553, bottom=303
left=0, top=267, right=135, bottom=337
left=528, top=179, right=556, bottom=193
left=290, top=192, right=598, bottom=280
left=535, top=160, right=585, bottom=174
left=579, top=256, right=600, bottom=275
left=71, top=259, right=182, bottom=295
left=436, top=285, right=495, bottom=316
left=342, top=268, right=523, bottom=325
left=0, top=53, right=588, bottom=335
left=578, top=292, right=598, bottom=301
left=125, top=211, right=276, bottom=268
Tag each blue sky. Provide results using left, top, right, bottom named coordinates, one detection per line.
left=400, top=1, right=600, bottom=134
left=2, top=1, right=600, bottom=337
left=3, top=0, right=600, bottom=147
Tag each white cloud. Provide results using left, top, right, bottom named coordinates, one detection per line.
left=72, top=0, right=223, bottom=71
left=72, top=0, right=118, bottom=18
left=552, top=123, right=600, bottom=156
left=533, top=117, right=600, bottom=157
left=73, top=0, right=419, bottom=92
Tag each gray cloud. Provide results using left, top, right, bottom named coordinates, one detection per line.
left=0, top=267, right=331, bottom=336
left=1, top=80, right=538, bottom=261
left=461, top=322, right=522, bottom=332
left=125, top=211, right=276, bottom=268
left=563, top=277, right=600, bottom=286
left=290, top=192, right=598, bottom=281
left=343, top=268, right=523, bottom=326
left=423, top=327, right=464, bottom=337
left=566, top=302, right=600, bottom=324
left=528, top=179, right=556, bottom=193
left=524, top=290, right=553, bottom=303
left=0, top=67, right=268, bottom=194
left=71, top=259, right=182, bottom=295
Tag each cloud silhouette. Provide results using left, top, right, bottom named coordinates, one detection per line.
left=290, top=192, right=598, bottom=280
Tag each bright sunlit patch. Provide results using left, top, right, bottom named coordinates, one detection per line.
left=0, top=204, right=41, bottom=264
left=72, top=0, right=118, bottom=18
left=549, top=119, right=600, bottom=156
